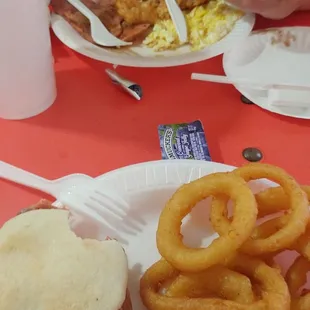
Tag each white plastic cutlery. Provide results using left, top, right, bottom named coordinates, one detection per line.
left=165, top=0, right=188, bottom=43
left=66, top=0, right=131, bottom=47
left=0, top=161, right=141, bottom=236
left=191, top=73, right=310, bottom=91
left=191, top=73, right=310, bottom=108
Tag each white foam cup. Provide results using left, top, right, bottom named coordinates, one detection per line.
left=0, top=0, right=57, bottom=120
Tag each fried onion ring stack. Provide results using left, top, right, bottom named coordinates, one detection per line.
left=286, top=256, right=310, bottom=310
left=140, top=163, right=310, bottom=310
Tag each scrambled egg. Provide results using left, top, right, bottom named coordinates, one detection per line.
left=143, top=0, right=244, bottom=52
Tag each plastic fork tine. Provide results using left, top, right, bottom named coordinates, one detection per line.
left=61, top=195, right=109, bottom=227
left=94, top=189, right=129, bottom=211
left=89, top=196, right=124, bottom=219
left=90, top=191, right=128, bottom=217
left=86, top=198, right=143, bottom=233
left=85, top=202, right=137, bottom=235
left=117, top=223, right=140, bottom=235
left=121, top=217, right=143, bottom=232
left=93, top=198, right=127, bottom=218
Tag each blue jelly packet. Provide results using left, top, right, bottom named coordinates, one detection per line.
left=158, top=120, right=211, bottom=161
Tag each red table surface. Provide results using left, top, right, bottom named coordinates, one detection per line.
left=0, top=13, right=309, bottom=224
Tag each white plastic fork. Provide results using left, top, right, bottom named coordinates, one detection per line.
left=0, top=161, right=141, bottom=235
left=191, top=73, right=310, bottom=91
left=165, top=0, right=188, bottom=43
left=66, top=0, right=132, bottom=47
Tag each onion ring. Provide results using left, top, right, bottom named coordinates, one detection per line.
left=140, top=255, right=290, bottom=310
left=210, top=163, right=309, bottom=255
left=156, top=172, right=257, bottom=272
left=165, top=265, right=255, bottom=304
left=291, top=221, right=310, bottom=260
left=164, top=280, right=218, bottom=299
left=259, top=252, right=282, bottom=271
left=286, top=256, right=310, bottom=310
left=255, top=185, right=310, bottom=217
left=252, top=217, right=310, bottom=260
left=291, top=294, right=310, bottom=310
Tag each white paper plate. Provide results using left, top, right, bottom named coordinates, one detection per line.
left=223, top=27, right=310, bottom=119
left=51, top=13, right=255, bottom=67
left=53, top=159, right=301, bottom=310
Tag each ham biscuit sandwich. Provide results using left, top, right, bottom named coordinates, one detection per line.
left=0, top=203, right=132, bottom=310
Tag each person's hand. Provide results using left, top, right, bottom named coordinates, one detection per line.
left=226, top=0, right=302, bottom=19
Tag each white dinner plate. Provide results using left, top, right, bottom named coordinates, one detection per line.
left=223, top=27, right=310, bottom=119
left=51, top=12, right=255, bottom=67
left=55, top=159, right=299, bottom=309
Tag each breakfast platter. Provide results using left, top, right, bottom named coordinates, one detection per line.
left=50, top=0, right=255, bottom=67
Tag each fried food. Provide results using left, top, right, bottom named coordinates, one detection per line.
left=141, top=162, right=310, bottom=310
left=260, top=253, right=282, bottom=271
left=252, top=217, right=310, bottom=260
left=51, top=0, right=152, bottom=43
left=115, top=0, right=209, bottom=25
left=291, top=221, right=310, bottom=260
left=166, top=265, right=255, bottom=303
left=156, top=172, right=258, bottom=272
left=291, top=295, right=310, bottom=310
left=286, top=256, right=310, bottom=310
left=255, top=185, right=310, bottom=217
left=140, top=255, right=290, bottom=310
left=210, top=163, right=309, bottom=255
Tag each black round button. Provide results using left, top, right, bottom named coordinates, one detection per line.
left=242, top=147, right=263, bottom=162
left=241, top=95, right=254, bottom=105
